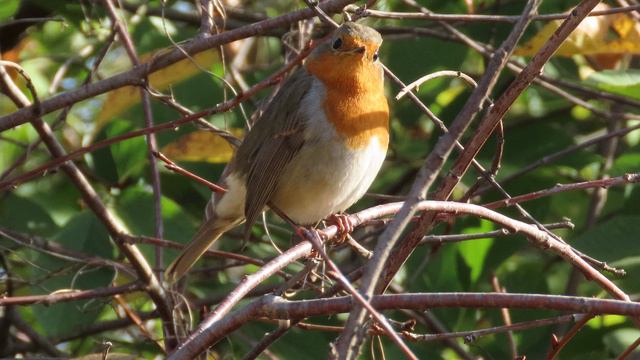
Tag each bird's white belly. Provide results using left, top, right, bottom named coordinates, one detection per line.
left=271, top=136, right=386, bottom=224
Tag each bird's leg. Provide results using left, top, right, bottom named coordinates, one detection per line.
left=294, top=225, right=327, bottom=242
left=295, top=226, right=326, bottom=262
left=327, top=213, right=354, bottom=245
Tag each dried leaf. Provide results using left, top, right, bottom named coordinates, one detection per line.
left=96, top=49, right=220, bottom=127
left=161, top=128, right=244, bottom=163
left=515, top=4, right=640, bottom=61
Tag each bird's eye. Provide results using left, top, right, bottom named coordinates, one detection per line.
left=332, top=37, right=342, bottom=49
left=373, top=50, right=379, bottom=61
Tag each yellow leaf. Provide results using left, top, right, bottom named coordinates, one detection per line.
left=515, top=4, right=640, bottom=58
left=96, top=49, right=220, bottom=128
left=611, top=12, right=635, bottom=38
left=161, top=129, right=244, bottom=163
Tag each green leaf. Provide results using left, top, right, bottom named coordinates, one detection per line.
left=0, top=0, right=20, bottom=21
left=602, top=328, right=640, bottom=355
left=30, top=211, right=115, bottom=338
left=106, top=120, right=147, bottom=182
left=573, top=215, right=640, bottom=292
left=587, top=70, right=640, bottom=100
left=91, top=119, right=149, bottom=184
left=457, top=219, right=494, bottom=284
left=114, top=185, right=197, bottom=261
left=499, top=122, right=576, bottom=167
left=573, top=215, right=640, bottom=263
left=610, top=152, right=640, bottom=177
left=0, top=192, right=57, bottom=236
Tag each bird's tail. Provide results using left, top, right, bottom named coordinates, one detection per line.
left=165, top=221, right=233, bottom=283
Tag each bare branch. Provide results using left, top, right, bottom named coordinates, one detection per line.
left=380, top=0, right=606, bottom=296
left=0, top=282, right=143, bottom=306
left=0, top=0, right=357, bottom=131
left=168, top=292, right=640, bottom=359
left=335, top=1, right=543, bottom=357
left=358, top=4, right=640, bottom=23
left=0, top=54, right=177, bottom=350
left=102, top=0, right=165, bottom=278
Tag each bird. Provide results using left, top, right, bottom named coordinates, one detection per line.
left=165, top=22, right=389, bottom=282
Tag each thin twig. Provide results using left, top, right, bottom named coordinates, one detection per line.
left=358, top=4, right=640, bottom=23
left=8, top=311, right=67, bottom=357
left=396, top=70, right=477, bottom=100
left=0, top=282, right=144, bottom=306
left=302, top=229, right=418, bottom=360
left=617, top=335, right=640, bottom=359
left=304, top=0, right=340, bottom=27
left=198, top=0, right=215, bottom=35
left=546, top=314, right=593, bottom=359
left=484, top=173, right=640, bottom=210
left=0, top=55, right=177, bottom=351
left=168, top=292, right=640, bottom=359
left=404, top=314, right=583, bottom=342
left=0, top=226, right=133, bottom=275
left=491, top=275, right=518, bottom=358
left=335, top=2, right=542, bottom=358
left=0, top=0, right=357, bottom=131
left=102, top=0, right=166, bottom=278
left=420, top=220, right=574, bottom=244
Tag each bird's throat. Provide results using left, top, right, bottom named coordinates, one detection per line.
left=306, top=54, right=389, bottom=150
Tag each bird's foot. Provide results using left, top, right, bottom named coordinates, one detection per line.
left=327, top=213, right=354, bottom=245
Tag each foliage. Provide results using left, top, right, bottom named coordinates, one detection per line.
left=0, top=0, right=639, bottom=359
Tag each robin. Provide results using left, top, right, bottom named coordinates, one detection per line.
left=166, top=22, right=389, bottom=282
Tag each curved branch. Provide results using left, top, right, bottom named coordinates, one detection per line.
left=0, top=0, right=356, bottom=132
left=169, top=292, right=640, bottom=359
left=170, top=198, right=629, bottom=358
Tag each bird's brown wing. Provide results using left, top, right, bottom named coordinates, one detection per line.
left=233, top=68, right=315, bottom=234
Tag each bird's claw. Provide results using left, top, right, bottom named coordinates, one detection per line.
left=328, top=213, right=353, bottom=245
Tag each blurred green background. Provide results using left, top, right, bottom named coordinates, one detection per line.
left=1, top=0, right=639, bottom=358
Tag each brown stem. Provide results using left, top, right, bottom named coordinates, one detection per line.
left=0, top=282, right=143, bottom=306
left=335, top=1, right=543, bottom=357
left=380, top=0, right=604, bottom=297
left=0, top=0, right=357, bottom=131
left=168, top=292, right=640, bottom=359
left=0, top=56, right=177, bottom=351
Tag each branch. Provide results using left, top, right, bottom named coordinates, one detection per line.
left=169, top=198, right=629, bottom=358
left=334, top=1, right=543, bottom=357
left=0, top=56, right=177, bottom=350
left=0, top=226, right=133, bottom=275
left=406, top=314, right=583, bottom=343
left=420, top=220, right=574, bottom=245
left=484, top=173, right=640, bottom=209
left=0, top=42, right=313, bottom=193
left=0, top=0, right=356, bottom=131
left=8, top=311, right=67, bottom=357
left=358, top=4, right=640, bottom=23
left=168, top=292, right=640, bottom=359
left=102, top=0, right=165, bottom=279
left=379, top=0, right=605, bottom=296
left=0, top=282, right=143, bottom=306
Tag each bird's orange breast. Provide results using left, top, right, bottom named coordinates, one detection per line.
left=305, top=53, right=389, bottom=149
